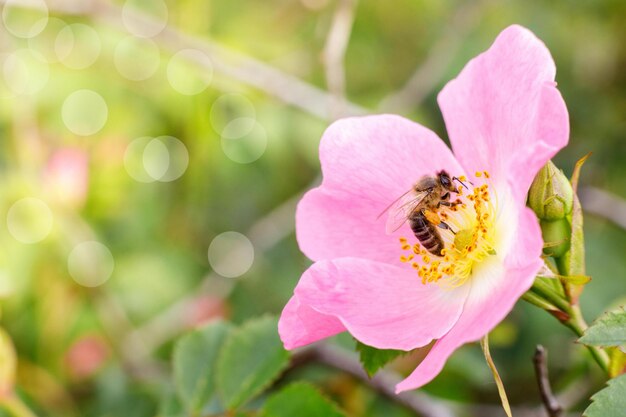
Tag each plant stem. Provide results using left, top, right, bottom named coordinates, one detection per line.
left=562, top=304, right=610, bottom=373
left=522, top=292, right=558, bottom=311
left=524, top=280, right=610, bottom=373
left=529, top=280, right=572, bottom=315
left=552, top=244, right=610, bottom=373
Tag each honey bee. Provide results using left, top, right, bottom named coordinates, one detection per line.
left=379, top=171, right=465, bottom=257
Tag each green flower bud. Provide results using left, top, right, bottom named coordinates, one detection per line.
left=540, top=218, right=571, bottom=258
left=528, top=161, right=574, bottom=221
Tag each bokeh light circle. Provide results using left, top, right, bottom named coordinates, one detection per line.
left=156, top=136, right=189, bottom=181
left=28, top=17, right=68, bottom=63
left=124, top=136, right=189, bottom=182
left=166, top=49, right=212, bottom=95
left=208, top=232, right=254, bottom=278
left=121, top=0, right=168, bottom=38
left=114, top=36, right=160, bottom=81
left=68, top=241, right=114, bottom=287
left=142, top=138, right=169, bottom=180
left=210, top=93, right=256, bottom=138
left=62, top=89, right=108, bottom=136
left=220, top=121, right=268, bottom=164
left=55, top=23, right=101, bottom=69
left=7, top=198, right=53, bottom=243
left=2, top=0, right=49, bottom=38
left=0, top=271, right=14, bottom=297
left=2, top=49, right=49, bottom=96
left=124, top=137, right=154, bottom=183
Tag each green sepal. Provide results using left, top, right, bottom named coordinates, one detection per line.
left=558, top=274, right=591, bottom=286
left=557, top=154, right=590, bottom=303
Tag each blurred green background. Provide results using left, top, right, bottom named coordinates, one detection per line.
left=0, top=0, right=625, bottom=416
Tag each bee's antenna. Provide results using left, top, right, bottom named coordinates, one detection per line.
left=452, top=176, right=469, bottom=190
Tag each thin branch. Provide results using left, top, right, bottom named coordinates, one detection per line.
left=379, top=0, right=490, bottom=113
left=579, top=186, right=626, bottom=231
left=93, top=290, right=168, bottom=381
left=0, top=0, right=368, bottom=121
left=533, top=345, right=563, bottom=417
left=295, top=344, right=456, bottom=417
left=322, top=0, right=358, bottom=119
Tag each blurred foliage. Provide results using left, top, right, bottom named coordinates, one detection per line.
left=0, top=0, right=624, bottom=416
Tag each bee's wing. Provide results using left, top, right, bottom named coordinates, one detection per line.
left=380, top=190, right=427, bottom=235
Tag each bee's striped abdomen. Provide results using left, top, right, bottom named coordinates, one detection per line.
left=410, top=212, right=444, bottom=256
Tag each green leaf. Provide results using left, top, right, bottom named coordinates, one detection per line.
left=260, top=383, right=346, bottom=417
left=216, top=316, right=290, bottom=409
left=173, top=320, right=232, bottom=413
left=579, top=308, right=626, bottom=348
left=583, top=374, right=626, bottom=417
left=355, top=341, right=408, bottom=377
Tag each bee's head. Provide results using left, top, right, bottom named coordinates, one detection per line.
left=437, top=170, right=456, bottom=192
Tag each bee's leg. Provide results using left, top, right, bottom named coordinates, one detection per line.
left=437, top=194, right=452, bottom=209
left=437, top=221, right=456, bottom=234
left=439, top=200, right=458, bottom=208
left=452, top=176, right=469, bottom=190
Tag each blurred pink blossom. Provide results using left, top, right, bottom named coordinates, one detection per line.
left=184, top=295, right=229, bottom=328
left=65, top=335, right=109, bottom=380
left=45, top=148, right=89, bottom=208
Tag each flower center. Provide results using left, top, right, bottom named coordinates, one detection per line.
left=398, top=171, right=498, bottom=288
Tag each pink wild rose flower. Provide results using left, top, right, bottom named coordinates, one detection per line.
left=278, top=24, right=569, bottom=392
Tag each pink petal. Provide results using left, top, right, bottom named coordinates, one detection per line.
left=438, top=25, right=569, bottom=203
left=395, top=207, right=543, bottom=392
left=290, top=258, right=468, bottom=351
left=278, top=295, right=346, bottom=350
left=297, top=115, right=463, bottom=264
